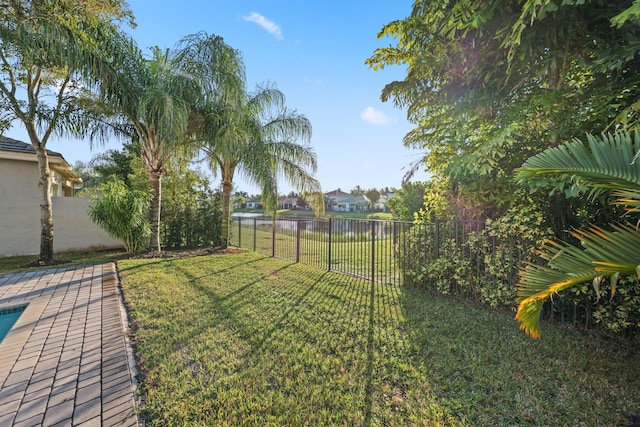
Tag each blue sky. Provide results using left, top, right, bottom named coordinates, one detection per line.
left=5, top=1, right=429, bottom=194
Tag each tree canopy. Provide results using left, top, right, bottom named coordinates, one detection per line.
left=0, top=0, right=135, bottom=263
left=367, top=0, right=640, bottom=219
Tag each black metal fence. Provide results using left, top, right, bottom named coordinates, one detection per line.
left=230, top=216, right=486, bottom=286
left=230, top=215, right=638, bottom=335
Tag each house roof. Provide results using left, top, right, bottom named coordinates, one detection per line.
left=340, top=194, right=370, bottom=204
left=281, top=197, right=298, bottom=204
left=325, top=189, right=351, bottom=198
left=0, top=136, right=64, bottom=157
left=0, top=136, right=82, bottom=184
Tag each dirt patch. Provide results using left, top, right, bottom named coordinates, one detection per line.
left=22, top=259, right=71, bottom=268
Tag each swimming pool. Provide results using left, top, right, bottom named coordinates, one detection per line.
left=0, top=305, right=26, bottom=343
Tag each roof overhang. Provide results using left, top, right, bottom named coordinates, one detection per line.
left=0, top=150, right=82, bottom=184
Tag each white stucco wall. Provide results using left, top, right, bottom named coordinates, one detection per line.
left=0, top=158, right=123, bottom=257
left=52, top=197, right=123, bottom=253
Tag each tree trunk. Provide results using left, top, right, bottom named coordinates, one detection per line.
left=35, top=146, right=54, bottom=264
left=149, top=171, right=162, bottom=252
left=221, top=178, right=233, bottom=248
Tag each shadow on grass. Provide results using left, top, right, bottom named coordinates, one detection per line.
left=396, top=285, right=640, bottom=426
left=121, top=253, right=639, bottom=425
left=117, top=251, right=269, bottom=278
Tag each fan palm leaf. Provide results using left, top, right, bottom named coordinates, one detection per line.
left=516, top=132, right=640, bottom=192
left=514, top=132, right=640, bottom=337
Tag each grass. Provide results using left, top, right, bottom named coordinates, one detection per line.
left=233, top=224, right=400, bottom=282
left=118, top=251, right=640, bottom=426
left=0, top=248, right=126, bottom=274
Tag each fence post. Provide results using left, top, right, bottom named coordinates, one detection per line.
left=370, top=220, right=376, bottom=283
left=328, top=217, right=333, bottom=272
left=253, top=218, right=257, bottom=251
left=271, top=217, right=276, bottom=257
left=238, top=217, right=242, bottom=247
left=434, top=219, right=440, bottom=260
left=296, top=219, right=301, bottom=263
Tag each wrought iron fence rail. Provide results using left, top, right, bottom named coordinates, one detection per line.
left=230, top=216, right=484, bottom=286
left=230, top=215, right=603, bottom=332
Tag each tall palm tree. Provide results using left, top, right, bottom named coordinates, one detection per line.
left=176, top=33, right=323, bottom=247
left=0, top=0, right=134, bottom=264
left=102, top=45, right=196, bottom=252
left=201, top=84, right=324, bottom=247
left=91, top=32, right=242, bottom=252
left=514, top=132, right=640, bottom=338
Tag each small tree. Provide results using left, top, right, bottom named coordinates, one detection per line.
left=0, top=0, right=135, bottom=264
left=365, top=188, right=381, bottom=206
left=88, top=177, right=152, bottom=255
left=387, top=181, right=426, bottom=221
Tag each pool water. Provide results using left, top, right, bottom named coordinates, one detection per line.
left=0, top=306, right=26, bottom=343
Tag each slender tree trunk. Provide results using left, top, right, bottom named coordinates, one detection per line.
left=35, top=145, right=54, bottom=264
left=149, top=171, right=162, bottom=252
left=221, top=178, right=233, bottom=248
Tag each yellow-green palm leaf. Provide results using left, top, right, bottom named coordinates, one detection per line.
left=515, top=132, right=640, bottom=338
left=516, top=224, right=640, bottom=338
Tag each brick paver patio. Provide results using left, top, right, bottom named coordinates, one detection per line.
left=0, top=263, right=138, bottom=426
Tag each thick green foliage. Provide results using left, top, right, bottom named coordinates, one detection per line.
left=399, top=204, right=640, bottom=337
left=161, top=185, right=223, bottom=249
left=88, top=177, right=152, bottom=254
left=515, top=132, right=640, bottom=338
left=400, top=206, right=549, bottom=309
left=387, top=181, right=426, bottom=221
left=159, top=158, right=223, bottom=249
left=481, top=207, right=551, bottom=308
left=368, top=0, right=640, bottom=231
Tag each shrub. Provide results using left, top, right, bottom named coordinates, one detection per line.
left=397, top=205, right=550, bottom=309
left=88, top=177, right=152, bottom=255
left=480, top=205, right=551, bottom=309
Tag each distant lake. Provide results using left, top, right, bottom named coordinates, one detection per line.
left=232, top=212, right=265, bottom=218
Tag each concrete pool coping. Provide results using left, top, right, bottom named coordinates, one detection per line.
left=0, top=263, right=138, bottom=426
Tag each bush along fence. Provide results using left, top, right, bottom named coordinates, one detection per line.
left=230, top=211, right=640, bottom=338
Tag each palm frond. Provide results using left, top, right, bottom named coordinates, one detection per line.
left=516, top=224, right=640, bottom=338
left=516, top=132, right=640, bottom=192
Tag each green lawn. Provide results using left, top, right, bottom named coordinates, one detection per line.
left=233, top=224, right=400, bottom=283
left=118, top=251, right=640, bottom=426
left=0, top=248, right=127, bottom=273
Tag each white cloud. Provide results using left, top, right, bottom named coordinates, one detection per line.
left=304, top=78, right=322, bottom=84
left=242, top=12, right=283, bottom=40
left=360, top=107, right=392, bottom=125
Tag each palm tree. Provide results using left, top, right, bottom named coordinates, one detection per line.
left=101, top=45, right=196, bottom=252
left=176, top=33, right=323, bottom=247
left=0, top=0, right=134, bottom=264
left=201, top=84, right=324, bottom=247
left=514, top=132, right=640, bottom=338
left=91, top=32, right=242, bottom=252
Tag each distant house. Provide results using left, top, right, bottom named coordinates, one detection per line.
left=233, top=197, right=250, bottom=209
left=325, top=189, right=371, bottom=212
left=375, top=192, right=395, bottom=212
left=279, top=196, right=299, bottom=210
left=245, top=198, right=263, bottom=209
left=0, top=136, right=122, bottom=256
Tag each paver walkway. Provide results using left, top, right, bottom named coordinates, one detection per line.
left=0, top=263, right=138, bottom=426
